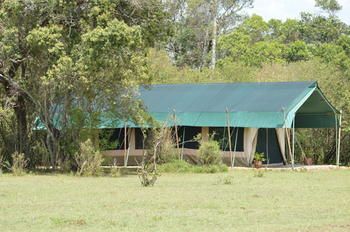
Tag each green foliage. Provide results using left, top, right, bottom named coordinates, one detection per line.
left=74, top=139, right=103, bottom=176
left=11, top=152, right=28, bottom=176
left=157, top=160, right=228, bottom=173
left=216, top=175, right=235, bottom=185
left=253, top=169, right=265, bottom=178
left=137, top=156, right=158, bottom=187
left=315, top=0, right=342, bottom=15
left=253, top=152, right=266, bottom=162
left=157, top=160, right=192, bottom=172
left=151, top=127, right=179, bottom=164
left=284, top=40, right=311, bottom=62
left=98, top=130, right=119, bottom=151
left=198, top=136, right=222, bottom=165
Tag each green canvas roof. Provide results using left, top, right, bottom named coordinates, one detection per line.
left=124, top=81, right=338, bottom=129
left=34, top=81, right=340, bottom=130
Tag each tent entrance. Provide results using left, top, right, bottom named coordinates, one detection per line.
left=256, top=128, right=284, bottom=165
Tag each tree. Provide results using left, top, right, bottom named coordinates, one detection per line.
left=0, top=0, right=170, bottom=167
left=284, top=40, right=311, bottom=62
left=315, top=0, right=342, bottom=16
left=165, top=0, right=252, bottom=69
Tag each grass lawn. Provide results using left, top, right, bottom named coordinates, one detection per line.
left=0, top=169, right=350, bottom=232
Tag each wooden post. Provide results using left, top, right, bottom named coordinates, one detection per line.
left=226, top=109, right=233, bottom=168
left=336, top=110, right=342, bottom=166
left=285, top=128, right=292, bottom=162
left=266, top=128, right=269, bottom=167
left=124, top=123, right=127, bottom=167
left=129, top=128, right=135, bottom=150
left=181, top=127, right=186, bottom=160
left=291, top=117, right=295, bottom=169
left=125, top=128, right=135, bottom=167
left=201, top=127, right=209, bottom=142
left=173, top=111, right=180, bottom=159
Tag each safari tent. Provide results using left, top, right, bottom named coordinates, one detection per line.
left=101, top=81, right=341, bottom=167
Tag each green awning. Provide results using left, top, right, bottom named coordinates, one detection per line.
left=125, top=81, right=338, bottom=128
left=34, top=81, right=340, bottom=130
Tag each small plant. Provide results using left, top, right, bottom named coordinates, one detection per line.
left=74, top=139, right=103, bottom=176
left=11, top=152, right=28, bottom=176
left=0, top=153, right=9, bottom=175
left=253, top=152, right=265, bottom=169
left=197, top=134, right=222, bottom=165
left=217, top=175, right=234, bottom=185
left=137, top=153, right=158, bottom=187
left=149, top=127, right=178, bottom=164
left=110, top=167, right=122, bottom=177
left=253, top=169, right=264, bottom=178
left=254, top=152, right=266, bottom=162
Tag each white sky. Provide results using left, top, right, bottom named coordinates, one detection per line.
left=246, top=0, right=350, bottom=24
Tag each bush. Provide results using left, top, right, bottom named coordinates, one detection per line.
left=158, top=160, right=192, bottom=173
left=158, top=160, right=228, bottom=173
left=74, top=139, right=103, bottom=176
left=198, top=139, right=222, bottom=165
left=11, top=152, right=28, bottom=176
left=192, top=163, right=228, bottom=173
left=149, top=127, right=179, bottom=164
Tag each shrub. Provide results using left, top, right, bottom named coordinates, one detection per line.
left=74, top=139, right=103, bottom=176
left=137, top=154, right=158, bottom=187
left=149, top=127, right=178, bottom=164
left=157, top=160, right=192, bottom=173
left=158, top=160, right=228, bottom=173
left=0, top=153, right=7, bottom=175
left=198, top=139, right=222, bottom=165
left=253, top=152, right=266, bottom=162
left=11, top=152, right=28, bottom=176
left=192, top=163, right=228, bottom=173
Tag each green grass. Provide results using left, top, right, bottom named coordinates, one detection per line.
left=1, top=170, right=350, bottom=231
left=158, top=160, right=228, bottom=173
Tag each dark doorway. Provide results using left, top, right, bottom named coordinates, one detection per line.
left=256, top=128, right=283, bottom=164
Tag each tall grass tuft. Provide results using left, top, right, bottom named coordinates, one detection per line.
left=74, top=139, right=103, bottom=176
left=11, top=152, right=28, bottom=176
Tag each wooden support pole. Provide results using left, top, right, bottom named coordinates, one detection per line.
left=181, top=128, right=186, bottom=160
left=173, top=111, right=180, bottom=159
left=291, top=117, right=295, bottom=169
left=201, top=127, right=209, bottom=142
left=125, top=128, right=135, bottom=167
left=286, top=128, right=292, bottom=164
left=124, top=123, right=127, bottom=167
left=266, top=128, right=269, bottom=167
left=226, top=108, right=233, bottom=168
left=336, top=110, right=342, bottom=166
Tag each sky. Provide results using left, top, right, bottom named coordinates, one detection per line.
left=246, top=0, right=350, bottom=24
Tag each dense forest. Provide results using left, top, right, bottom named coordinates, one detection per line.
left=0, top=0, right=350, bottom=170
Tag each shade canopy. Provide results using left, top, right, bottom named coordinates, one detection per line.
left=34, top=81, right=340, bottom=130
left=127, top=81, right=338, bottom=128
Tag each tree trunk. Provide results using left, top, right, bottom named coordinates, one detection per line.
left=14, top=95, right=28, bottom=155
left=210, top=0, right=217, bottom=70
left=0, top=62, right=29, bottom=160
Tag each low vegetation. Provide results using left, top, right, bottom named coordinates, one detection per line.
left=198, top=136, right=222, bottom=165
left=10, top=152, right=28, bottom=176
left=74, top=139, right=103, bottom=176
left=158, top=160, right=228, bottom=173
left=0, top=170, right=349, bottom=231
